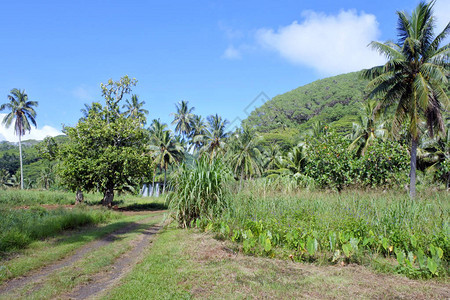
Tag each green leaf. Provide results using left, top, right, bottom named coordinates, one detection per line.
left=427, top=258, right=438, bottom=275
left=264, top=238, right=272, bottom=253
left=342, top=243, right=352, bottom=257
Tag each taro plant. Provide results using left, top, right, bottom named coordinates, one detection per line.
left=167, top=156, right=232, bottom=228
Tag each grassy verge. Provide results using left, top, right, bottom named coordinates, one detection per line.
left=105, top=227, right=449, bottom=299
left=0, top=213, right=158, bottom=284
left=0, top=213, right=163, bottom=300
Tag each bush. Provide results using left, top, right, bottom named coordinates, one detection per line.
left=167, top=156, right=232, bottom=228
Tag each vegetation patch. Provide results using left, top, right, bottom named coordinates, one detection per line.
left=0, top=206, right=120, bottom=255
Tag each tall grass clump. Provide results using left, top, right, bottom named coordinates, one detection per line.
left=167, top=156, right=232, bottom=228
left=0, top=206, right=120, bottom=255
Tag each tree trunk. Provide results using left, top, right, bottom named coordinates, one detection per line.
left=409, top=137, right=418, bottom=200
left=162, top=167, right=167, bottom=194
left=151, top=169, right=156, bottom=197
left=19, top=134, right=23, bottom=190
left=75, top=189, right=84, bottom=204
left=102, top=184, right=114, bottom=207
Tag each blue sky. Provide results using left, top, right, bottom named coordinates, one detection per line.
left=0, top=0, right=448, bottom=141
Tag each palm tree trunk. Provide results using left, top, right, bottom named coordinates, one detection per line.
left=19, top=133, right=23, bottom=190
left=162, top=167, right=167, bottom=194
left=409, top=137, right=418, bottom=200
left=151, top=169, right=156, bottom=197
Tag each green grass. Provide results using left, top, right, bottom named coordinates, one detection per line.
left=0, top=189, right=77, bottom=205
left=0, top=206, right=120, bottom=254
left=0, top=189, right=167, bottom=208
left=203, top=186, right=449, bottom=279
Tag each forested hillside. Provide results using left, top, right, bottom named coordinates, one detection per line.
left=243, top=71, right=369, bottom=133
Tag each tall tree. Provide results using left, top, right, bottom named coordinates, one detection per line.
left=198, top=114, right=230, bottom=157
left=347, top=100, right=388, bottom=156
left=59, top=107, right=150, bottom=206
left=189, top=114, right=206, bottom=152
left=228, top=126, right=263, bottom=185
left=123, top=94, right=149, bottom=125
left=171, top=100, right=195, bottom=137
left=149, top=130, right=184, bottom=193
left=362, top=1, right=449, bottom=199
left=0, top=89, right=38, bottom=189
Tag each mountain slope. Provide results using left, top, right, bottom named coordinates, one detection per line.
left=243, top=71, right=369, bottom=133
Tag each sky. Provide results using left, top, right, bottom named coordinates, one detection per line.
left=0, top=0, right=449, bottom=142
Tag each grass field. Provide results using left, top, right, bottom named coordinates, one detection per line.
left=202, top=187, right=449, bottom=279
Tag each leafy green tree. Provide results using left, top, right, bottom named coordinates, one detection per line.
left=0, top=169, right=11, bottom=189
left=262, top=143, right=282, bottom=172
left=123, top=94, right=148, bottom=125
left=100, top=75, right=138, bottom=122
left=197, top=114, right=230, bottom=157
left=347, top=100, right=387, bottom=156
left=276, top=146, right=308, bottom=176
left=362, top=1, right=449, bottom=199
left=0, top=89, right=38, bottom=189
left=59, top=106, right=150, bottom=206
left=37, top=166, right=54, bottom=190
left=149, top=130, right=184, bottom=194
left=171, top=100, right=195, bottom=137
left=228, top=126, right=263, bottom=185
left=189, top=114, right=206, bottom=152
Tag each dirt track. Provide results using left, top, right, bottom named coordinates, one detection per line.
left=0, top=213, right=162, bottom=299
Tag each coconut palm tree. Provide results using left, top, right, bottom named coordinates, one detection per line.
left=189, top=114, right=206, bottom=152
left=198, top=114, right=230, bottom=157
left=171, top=100, right=195, bottom=137
left=149, top=130, right=184, bottom=193
left=361, top=1, right=449, bottom=199
left=347, top=100, right=388, bottom=156
left=228, top=126, right=263, bottom=185
left=0, top=89, right=38, bottom=189
left=123, top=94, right=148, bottom=125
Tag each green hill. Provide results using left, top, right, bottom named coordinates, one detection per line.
left=243, top=71, right=369, bottom=135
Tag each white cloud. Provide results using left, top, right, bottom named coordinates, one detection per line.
left=256, top=9, right=385, bottom=75
left=222, top=45, right=242, bottom=60
left=0, top=113, right=63, bottom=142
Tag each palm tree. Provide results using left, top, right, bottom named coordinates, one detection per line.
left=262, top=143, right=282, bottom=172
left=361, top=1, right=449, bottom=199
left=80, top=102, right=103, bottom=120
left=228, top=126, right=263, bottom=185
left=171, top=100, right=195, bottom=137
left=347, top=100, right=388, bottom=156
left=0, top=89, right=38, bottom=189
left=149, top=130, right=184, bottom=193
left=123, top=94, right=149, bottom=125
left=198, top=114, right=230, bottom=157
left=189, top=114, right=206, bottom=152
left=148, top=118, right=168, bottom=142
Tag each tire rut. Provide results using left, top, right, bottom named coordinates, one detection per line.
left=0, top=214, right=161, bottom=295
left=64, top=224, right=162, bottom=300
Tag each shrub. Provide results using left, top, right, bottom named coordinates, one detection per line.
left=167, top=156, right=232, bottom=228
